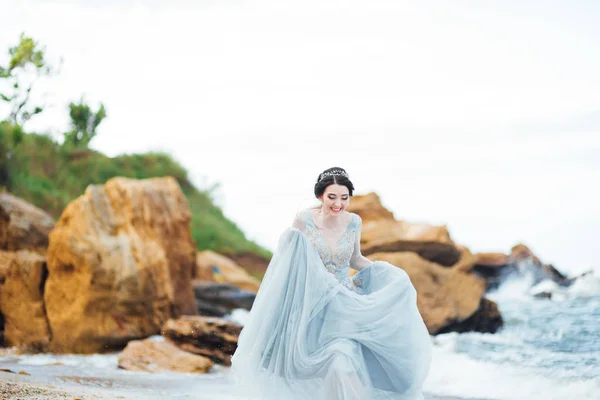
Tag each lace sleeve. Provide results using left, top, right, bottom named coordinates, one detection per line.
left=350, top=215, right=373, bottom=271
left=292, top=210, right=306, bottom=233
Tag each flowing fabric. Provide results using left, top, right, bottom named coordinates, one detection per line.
left=230, top=211, right=431, bottom=400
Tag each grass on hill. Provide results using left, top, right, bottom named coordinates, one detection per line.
left=0, top=125, right=270, bottom=259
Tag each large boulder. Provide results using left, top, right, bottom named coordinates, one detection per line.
left=0, top=193, right=55, bottom=253
left=347, top=192, right=396, bottom=222
left=195, top=250, right=260, bottom=292
left=348, top=194, right=461, bottom=266
left=118, top=338, right=213, bottom=373
left=162, top=316, right=242, bottom=366
left=0, top=251, right=50, bottom=351
left=0, top=250, right=14, bottom=345
left=45, top=177, right=198, bottom=353
left=361, top=219, right=460, bottom=266
left=368, top=252, right=496, bottom=334
left=452, top=244, right=477, bottom=272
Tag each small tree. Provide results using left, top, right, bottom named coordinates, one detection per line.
left=63, top=99, right=107, bottom=148
left=0, top=121, right=24, bottom=189
left=0, top=33, right=53, bottom=127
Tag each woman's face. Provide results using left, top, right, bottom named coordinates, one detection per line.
left=319, top=184, right=350, bottom=215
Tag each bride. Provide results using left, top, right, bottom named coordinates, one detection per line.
left=230, top=167, right=431, bottom=399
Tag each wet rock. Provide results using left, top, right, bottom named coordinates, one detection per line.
left=437, top=298, right=503, bottom=334
left=368, top=251, right=487, bottom=334
left=193, top=281, right=256, bottom=317
left=474, top=245, right=570, bottom=291
left=195, top=250, right=260, bottom=292
left=0, top=193, right=55, bottom=254
left=45, top=177, right=197, bottom=353
left=533, top=291, right=553, bottom=300
left=162, top=316, right=242, bottom=366
left=118, top=338, right=213, bottom=373
left=0, top=251, right=50, bottom=351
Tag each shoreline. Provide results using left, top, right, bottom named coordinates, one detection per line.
left=0, top=363, right=480, bottom=400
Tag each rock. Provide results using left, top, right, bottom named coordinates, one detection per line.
left=195, top=250, right=260, bottom=292
left=361, top=219, right=460, bottom=266
left=346, top=193, right=396, bottom=222
left=472, top=244, right=571, bottom=291
left=0, top=251, right=50, bottom=351
left=0, top=193, right=55, bottom=253
left=368, top=252, right=487, bottom=334
left=437, top=298, right=503, bottom=334
left=347, top=194, right=461, bottom=266
left=532, top=291, right=553, bottom=300
left=474, top=252, right=510, bottom=267
left=44, top=177, right=197, bottom=353
left=162, top=316, right=242, bottom=366
left=542, top=264, right=569, bottom=286
left=452, top=245, right=477, bottom=272
left=0, top=250, right=17, bottom=345
left=193, top=281, right=256, bottom=317
left=510, top=243, right=542, bottom=265
left=471, top=253, right=515, bottom=290
left=118, top=339, right=213, bottom=373
left=224, top=251, right=270, bottom=278
left=472, top=264, right=518, bottom=291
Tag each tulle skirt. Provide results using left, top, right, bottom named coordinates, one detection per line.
left=230, top=228, right=432, bottom=400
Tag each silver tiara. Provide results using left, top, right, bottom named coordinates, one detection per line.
left=319, top=170, right=349, bottom=182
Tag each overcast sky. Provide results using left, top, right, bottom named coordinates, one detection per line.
left=2, top=0, right=599, bottom=274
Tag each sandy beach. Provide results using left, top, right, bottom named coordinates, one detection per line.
left=0, top=360, right=476, bottom=400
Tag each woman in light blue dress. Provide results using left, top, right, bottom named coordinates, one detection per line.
left=231, top=167, right=431, bottom=400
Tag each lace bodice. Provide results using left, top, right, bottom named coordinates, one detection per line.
left=292, top=209, right=373, bottom=292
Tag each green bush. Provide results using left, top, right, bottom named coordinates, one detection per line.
left=0, top=129, right=269, bottom=258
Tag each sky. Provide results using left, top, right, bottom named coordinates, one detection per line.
left=1, top=0, right=599, bottom=274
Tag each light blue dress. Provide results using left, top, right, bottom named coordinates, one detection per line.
left=230, top=210, right=431, bottom=399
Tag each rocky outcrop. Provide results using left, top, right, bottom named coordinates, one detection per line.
left=0, top=194, right=54, bottom=347
left=118, top=339, right=213, bottom=373
left=474, top=252, right=510, bottom=267
left=0, top=251, right=50, bottom=351
left=360, top=219, right=460, bottom=266
left=225, top=251, right=271, bottom=277
left=349, top=194, right=460, bottom=266
left=437, top=298, right=503, bottom=334
left=472, top=245, right=570, bottom=291
left=195, top=250, right=260, bottom=292
left=368, top=252, right=497, bottom=334
left=193, top=281, right=255, bottom=317
left=0, top=193, right=55, bottom=254
left=0, top=250, right=13, bottom=345
left=162, top=316, right=242, bottom=366
left=451, top=244, right=477, bottom=273
left=44, top=177, right=198, bottom=353
left=346, top=192, right=396, bottom=222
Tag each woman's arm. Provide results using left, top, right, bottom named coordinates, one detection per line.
left=350, top=215, right=373, bottom=271
left=292, top=210, right=306, bottom=233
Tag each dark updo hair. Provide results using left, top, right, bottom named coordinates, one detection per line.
left=314, top=167, right=355, bottom=198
